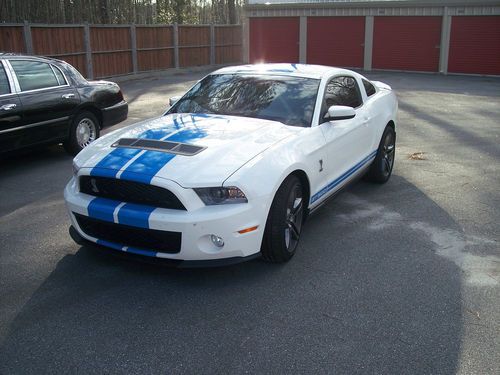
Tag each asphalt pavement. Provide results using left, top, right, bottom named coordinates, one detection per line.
left=0, top=68, right=499, bottom=374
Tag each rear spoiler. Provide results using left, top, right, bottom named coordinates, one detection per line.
left=372, top=81, right=392, bottom=91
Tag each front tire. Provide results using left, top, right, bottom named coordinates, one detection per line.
left=64, top=111, right=100, bottom=155
left=365, top=125, right=396, bottom=183
left=261, top=175, right=304, bottom=263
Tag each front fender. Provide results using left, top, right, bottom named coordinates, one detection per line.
left=223, top=126, right=327, bottom=214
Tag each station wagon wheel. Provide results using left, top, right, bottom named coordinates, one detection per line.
left=365, top=125, right=396, bottom=183
left=64, top=110, right=101, bottom=155
left=76, top=117, right=97, bottom=148
left=262, top=175, right=304, bottom=263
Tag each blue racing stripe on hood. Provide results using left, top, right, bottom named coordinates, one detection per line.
left=90, top=118, right=184, bottom=178
left=119, top=117, right=208, bottom=184
left=90, top=148, right=142, bottom=178
left=87, top=197, right=121, bottom=223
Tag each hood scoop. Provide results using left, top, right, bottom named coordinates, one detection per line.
left=111, top=138, right=206, bottom=156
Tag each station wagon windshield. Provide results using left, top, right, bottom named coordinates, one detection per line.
left=168, top=74, right=320, bottom=127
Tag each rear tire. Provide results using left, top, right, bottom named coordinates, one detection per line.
left=261, top=175, right=304, bottom=263
left=365, top=125, right=396, bottom=184
left=64, top=111, right=100, bottom=155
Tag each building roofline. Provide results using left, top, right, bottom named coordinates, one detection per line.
left=245, top=0, right=500, bottom=10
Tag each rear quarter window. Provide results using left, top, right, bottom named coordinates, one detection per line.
left=0, top=64, right=10, bottom=95
left=363, top=79, right=376, bottom=97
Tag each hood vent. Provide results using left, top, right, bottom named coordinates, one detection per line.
left=111, top=138, right=206, bottom=156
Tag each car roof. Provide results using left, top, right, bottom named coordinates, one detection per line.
left=0, top=53, right=63, bottom=64
left=212, top=63, right=358, bottom=79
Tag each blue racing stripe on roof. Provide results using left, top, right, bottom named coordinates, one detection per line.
left=117, top=203, right=156, bottom=229
left=311, top=150, right=377, bottom=204
left=87, top=197, right=121, bottom=223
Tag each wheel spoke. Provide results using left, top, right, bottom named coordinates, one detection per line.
left=287, top=220, right=300, bottom=240
left=383, top=157, right=391, bottom=172
left=291, top=197, right=302, bottom=216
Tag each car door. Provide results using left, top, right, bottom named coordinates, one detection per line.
left=7, top=59, right=80, bottom=148
left=0, top=61, right=24, bottom=152
left=315, top=75, right=373, bottom=203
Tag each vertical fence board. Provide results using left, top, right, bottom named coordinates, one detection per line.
left=136, top=26, right=174, bottom=71
left=90, top=26, right=132, bottom=77
left=0, top=23, right=243, bottom=77
left=215, top=25, right=243, bottom=64
left=136, top=26, right=173, bottom=48
left=179, top=26, right=211, bottom=67
left=0, top=26, right=26, bottom=53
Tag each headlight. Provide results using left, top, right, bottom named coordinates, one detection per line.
left=194, top=186, right=248, bottom=205
left=72, top=160, right=80, bottom=176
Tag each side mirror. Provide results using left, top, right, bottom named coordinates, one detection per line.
left=324, top=105, right=356, bottom=121
left=169, top=96, right=181, bottom=106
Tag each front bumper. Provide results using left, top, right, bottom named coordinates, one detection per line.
left=102, top=100, right=128, bottom=128
left=64, top=176, right=268, bottom=262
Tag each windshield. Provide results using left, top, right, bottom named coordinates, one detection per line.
left=168, top=74, right=320, bottom=127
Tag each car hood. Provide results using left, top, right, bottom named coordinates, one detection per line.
left=76, top=113, right=299, bottom=187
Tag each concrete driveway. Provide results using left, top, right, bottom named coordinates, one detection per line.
left=0, top=69, right=499, bottom=374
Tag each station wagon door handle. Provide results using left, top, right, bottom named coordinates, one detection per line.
left=0, top=104, right=17, bottom=111
left=62, top=93, right=75, bottom=99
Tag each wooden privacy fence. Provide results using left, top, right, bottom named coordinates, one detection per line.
left=0, top=23, right=243, bottom=79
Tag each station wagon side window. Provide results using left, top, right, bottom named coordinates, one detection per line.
left=0, top=63, right=11, bottom=95
left=320, top=76, right=363, bottom=121
left=10, top=60, right=62, bottom=92
left=362, top=79, right=376, bottom=97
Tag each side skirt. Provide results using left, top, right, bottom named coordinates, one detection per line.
left=306, top=162, right=373, bottom=218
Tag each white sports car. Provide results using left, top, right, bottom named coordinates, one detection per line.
left=65, top=64, right=397, bottom=266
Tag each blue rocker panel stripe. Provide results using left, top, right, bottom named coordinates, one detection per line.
left=311, top=150, right=377, bottom=204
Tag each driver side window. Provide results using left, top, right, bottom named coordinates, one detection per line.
left=321, top=76, right=363, bottom=120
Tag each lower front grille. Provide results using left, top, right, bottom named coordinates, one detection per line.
left=74, top=213, right=181, bottom=254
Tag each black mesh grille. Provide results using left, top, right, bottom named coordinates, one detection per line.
left=74, top=213, right=181, bottom=253
left=79, top=176, right=186, bottom=210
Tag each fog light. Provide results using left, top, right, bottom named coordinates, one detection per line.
left=210, top=234, right=224, bottom=248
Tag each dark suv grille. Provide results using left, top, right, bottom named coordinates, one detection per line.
left=80, top=176, right=186, bottom=210
left=74, top=213, right=181, bottom=253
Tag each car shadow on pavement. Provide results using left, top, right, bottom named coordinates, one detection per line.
left=0, top=175, right=464, bottom=374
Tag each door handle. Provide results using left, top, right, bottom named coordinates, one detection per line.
left=62, top=93, right=75, bottom=99
left=0, top=103, right=17, bottom=111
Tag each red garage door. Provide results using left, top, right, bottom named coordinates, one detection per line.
left=307, top=17, right=365, bottom=68
left=373, top=16, right=441, bottom=72
left=448, top=16, right=500, bottom=75
left=249, top=17, right=299, bottom=63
